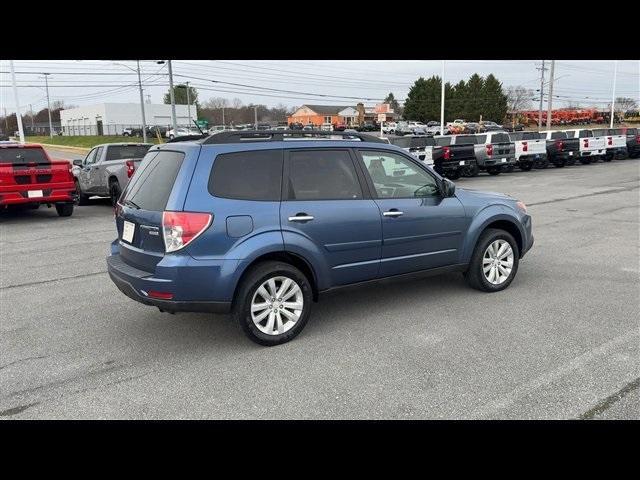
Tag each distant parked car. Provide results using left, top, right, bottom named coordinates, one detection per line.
left=425, top=122, right=444, bottom=136
left=289, top=122, right=304, bottom=130
left=480, top=121, right=503, bottom=132
left=166, top=128, right=199, bottom=139
left=357, top=122, right=377, bottom=132
left=502, top=123, right=525, bottom=132
left=381, top=122, right=396, bottom=134
left=333, top=122, right=347, bottom=131
left=302, top=125, right=316, bottom=131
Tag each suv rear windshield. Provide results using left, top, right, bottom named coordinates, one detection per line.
left=490, top=133, right=510, bottom=143
left=105, top=145, right=152, bottom=161
left=0, top=146, right=49, bottom=165
left=122, top=151, right=184, bottom=211
left=209, top=150, right=282, bottom=201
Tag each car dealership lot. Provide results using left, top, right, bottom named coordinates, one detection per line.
left=1, top=159, right=638, bottom=419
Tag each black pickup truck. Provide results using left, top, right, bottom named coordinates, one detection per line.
left=621, top=127, right=639, bottom=158
left=540, top=131, right=580, bottom=167
left=432, top=135, right=477, bottom=179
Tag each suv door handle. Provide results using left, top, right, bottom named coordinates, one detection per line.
left=288, top=214, right=314, bottom=222
left=383, top=210, right=404, bottom=217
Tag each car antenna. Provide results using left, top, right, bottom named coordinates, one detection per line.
left=192, top=120, right=204, bottom=135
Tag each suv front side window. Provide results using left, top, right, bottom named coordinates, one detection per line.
left=359, top=150, right=439, bottom=199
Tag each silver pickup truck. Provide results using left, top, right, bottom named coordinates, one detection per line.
left=72, top=143, right=153, bottom=206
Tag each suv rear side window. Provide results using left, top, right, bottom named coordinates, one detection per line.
left=0, top=147, right=49, bottom=164
left=122, top=151, right=183, bottom=211
left=209, top=149, right=282, bottom=201
left=287, top=150, right=362, bottom=200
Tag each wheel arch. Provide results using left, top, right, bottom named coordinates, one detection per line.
left=462, top=210, right=525, bottom=263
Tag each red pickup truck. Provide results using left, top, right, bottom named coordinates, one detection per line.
left=0, top=142, right=77, bottom=216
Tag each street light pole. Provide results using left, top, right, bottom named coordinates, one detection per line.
left=610, top=60, right=618, bottom=128
left=9, top=61, right=25, bottom=144
left=537, top=60, right=546, bottom=130
left=440, top=60, right=445, bottom=136
left=167, top=60, right=178, bottom=132
left=43, top=73, right=53, bottom=138
left=254, top=106, right=258, bottom=129
left=222, top=107, right=225, bottom=128
left=136, top=60, right=147, bottom=143
left=546, top=60, right=555, bottom=128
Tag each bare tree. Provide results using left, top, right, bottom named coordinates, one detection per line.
left=203, top=97, right=229, bottom=109
left=506, top=86, right=534, bottom=113
left=615, top=97, right=638, bottom=112
left=232, top=98, right=243, bottom=110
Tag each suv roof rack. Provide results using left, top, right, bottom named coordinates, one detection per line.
left=166, top=134, right=209, bottom=143
left=201, top=130, right=389, bottom=144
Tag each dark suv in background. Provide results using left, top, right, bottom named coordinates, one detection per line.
left=107, top=130, right=534, bottom=345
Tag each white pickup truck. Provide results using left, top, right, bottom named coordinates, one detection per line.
left=508, top=131, right=548, bottom=171
left=564, top=129, right=607, bottom=164
left=592, top=128, right=628, bottom=161
left=388, top=135, right=437, bottom=166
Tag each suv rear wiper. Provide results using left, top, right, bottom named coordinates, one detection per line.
left=123, top=199, right=141, bottom=209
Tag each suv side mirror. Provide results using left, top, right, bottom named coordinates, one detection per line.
left=442, top=178, right=456, bottom=197
left=72, top=159, right=83, bottom=167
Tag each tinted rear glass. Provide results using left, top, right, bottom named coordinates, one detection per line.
left=105, top=145, right=152, bottom=161
left=551, top=131, right=567, bottom=139
left=579, top=130, right=592, bottom=137
left=491, top=133, right=510, bottom=143
left=435, top=137, right=451, bottom=146
left=474, top=135, right=487, bottom=144
left=592, top=129, right=607, bottom=136
left=522, top=132, right=540, bottom=140
left=0, top=147, right=49, bottom=164
left=626, top=128, right=637, bottom=135
left=123, top=151, right=183, bottom=211
left=287, top=150, right=362, bottom=200
left=209, top=149, right=282, bottom=201
left=610, top=129, right=623, bottom=135
left=509, top=132, right=523, bottom=141
left=456, top=135, right=477, bottom=145
left=390, top=137, right=434, bottom=148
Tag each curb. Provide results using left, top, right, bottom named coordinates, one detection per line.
left=38, top=143, right=90, bottom=154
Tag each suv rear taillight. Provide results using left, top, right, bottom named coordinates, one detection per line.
left=583, top=138, right=589, bottom=148
left=522, top=141, right=528, bottom=152
left=607, top=136, right=613, bottom=146
left=556, top=140, right=564, bottom=151
left=126, top=160, right=135, bottom=178
left=486, top=144, right=493, bottom=156
left=162, top=211, right=212, bottom=253
left=443, top=146, right=451, bottom=160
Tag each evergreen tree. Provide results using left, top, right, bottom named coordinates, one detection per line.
left=384, top=92, right=400, bottom=113
left=403, top=76, right=441, bottom=122
left=480, top=74, right=508, bottom=122
left=465, top=74, right=485, bottom=121
left=452, top=80, right=467, bottom=120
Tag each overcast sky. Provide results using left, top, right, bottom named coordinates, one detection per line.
left=1, top=60, right=638, bottom=114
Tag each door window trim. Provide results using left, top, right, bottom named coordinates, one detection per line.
left=352, top=148, right=444, bottom=200
left=282, top=148, right=372, bottom=202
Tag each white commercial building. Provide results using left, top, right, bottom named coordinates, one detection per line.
left=60, top=103, right=194, bottom=136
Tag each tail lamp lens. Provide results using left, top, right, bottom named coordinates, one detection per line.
left=583, top=138, right=589, bottom=148
left=126, top=160, right=135, bottom=178
left=162, top=211, right=212, bottom=253
left=443, top=146, right=451, bottom=160
left=522, top=141, right=528, bottom=152
left=607, top=136, right=613, bottom=146
left=486, top=144, right=493, bottom=156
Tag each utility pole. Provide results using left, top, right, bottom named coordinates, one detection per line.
left=167, top=60, right=178, bottom=132
left=29, top=103, right=34, bottom=129
left=185, top=81, right=192, bottom=127
left=610, top=60, right=618, bottom=128
left=254, top=106, right=258, bottom=129
left=440, top=60, right=446, bottom=135
left=43, top=73, right=53, bottom=138
left=537, top=60, right=546, bottom=130
left=136, top=60, right=147, bottom=143
left=222, top=107, right=225, bottom=128
left=10, top=61, right=25, bottom=143
left=546, top=60, right=555, bottom=128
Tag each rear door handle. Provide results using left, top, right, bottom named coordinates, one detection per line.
left=288, top=214, right=314, bottom=222
left=383, top=210, right=404, bottom=217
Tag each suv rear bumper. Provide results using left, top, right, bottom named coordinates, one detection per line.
left=107, top=252, right=232, bottom=314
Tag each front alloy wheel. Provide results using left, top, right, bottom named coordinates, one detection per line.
left=251, top=276, right=303, bottom=336
left=482, top=240, right=514, bottom=285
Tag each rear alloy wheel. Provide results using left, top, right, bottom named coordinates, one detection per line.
left=465, top=228, right=519, bottom=292
left=234, top=261, right=312, bottom=346
left=109, top=180, right=121, bottom=207
left=462, top=163, right=479, bottom=177
left=55, top=203, right=74, bottom=217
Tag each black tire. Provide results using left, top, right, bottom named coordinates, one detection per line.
left=75, top=179, right=90, bottom=206
left=55, top=203, right=74, bottom=217
left=233, top=261, right=313, bottom=346
left=109, top=180, right=121, bottom=207
left=519, top=162, right=533, bottom=172
left=486, top=166, right=501, bottom=175
left=462, top=163, right=479, bottom=177
left=566, top=157, right=576, bottom=166
left=603, top=153, right=613, bottom=162
left=464, top=228, right=519, bottom=293
left=554, top=159, right=566, bottom=168
left=580, top=157, right=592, bottom=165
left=446, top=169, right=461, bottom=180
left=504, top=165, right=515, bottom=173
left=536, top=157, right=549, bottom=169
left=123, top=132, right=130, bottom=137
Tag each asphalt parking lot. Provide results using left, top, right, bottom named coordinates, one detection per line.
left=1, top=156, right=639, bottom=419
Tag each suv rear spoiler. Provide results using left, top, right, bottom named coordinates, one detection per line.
left=201, top=130, right=389, bottom=144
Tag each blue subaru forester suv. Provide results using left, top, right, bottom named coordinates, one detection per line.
left=107, top=130, right=533, bottom=345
